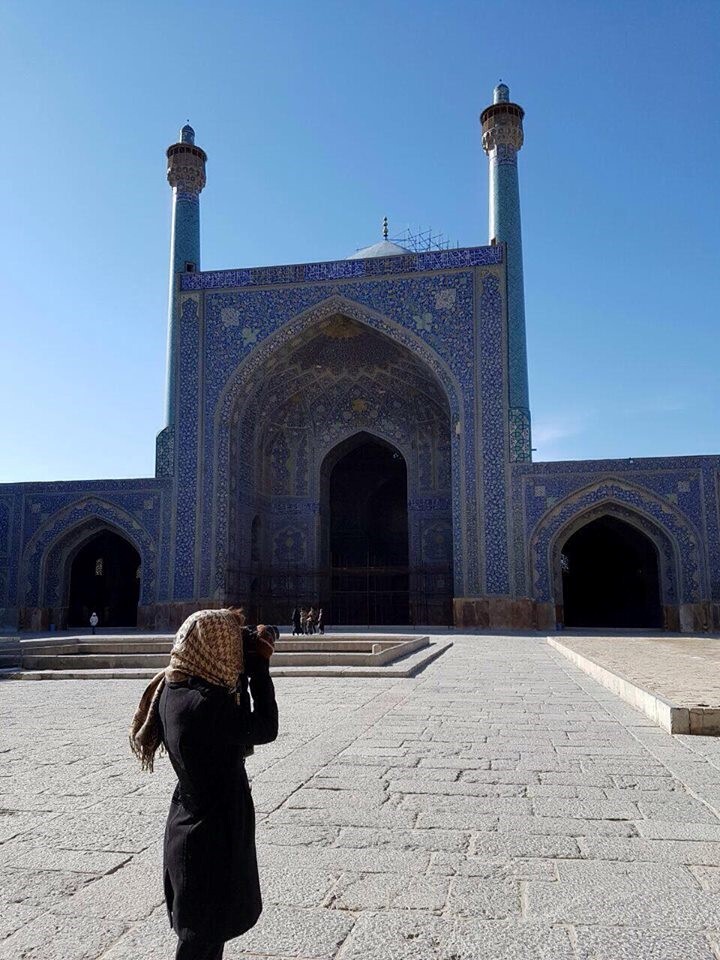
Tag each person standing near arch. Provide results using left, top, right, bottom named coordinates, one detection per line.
left=129, top=607, right=278, bottom=959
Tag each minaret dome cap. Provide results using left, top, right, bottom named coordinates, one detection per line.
left=493, top=83, right=510, bottom=104
left=180, top=123, right=196, bottom=144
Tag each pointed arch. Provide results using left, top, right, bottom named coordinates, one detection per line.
left=21, top=497, right=157, bottom=610
left=207, top=295, right=464, bottom=600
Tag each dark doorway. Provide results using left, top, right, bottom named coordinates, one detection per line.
left=329, top=437, right=409, bottom=624
left=68, top=530, right=141, bottom=627
left=561, top=516, right=663, bottom=628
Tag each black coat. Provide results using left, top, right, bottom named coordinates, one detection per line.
left=158, top=655, right=278, bottom=942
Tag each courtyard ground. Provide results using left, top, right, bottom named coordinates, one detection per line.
left=2, top=634, right=720, bottom=959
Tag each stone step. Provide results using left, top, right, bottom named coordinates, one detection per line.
left=8, top=640, right=452, bottom=681
left=18, top=635, right=430, bottom=672
left=18, top=637, right=411, bottom=656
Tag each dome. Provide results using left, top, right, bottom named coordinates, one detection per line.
left=347, top=239, right=411, bottom=260
left=180, top=123, right=196, bottom=144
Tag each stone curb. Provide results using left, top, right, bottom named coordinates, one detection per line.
left=547, top=636, right=720, bottom=736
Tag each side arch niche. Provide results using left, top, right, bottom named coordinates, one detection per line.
left=528, top=480, right=704, bottom=629
left=219, top=310, right=455, bottom=625
left=65, top=529, right=141, bottom=628
left=558, top=514, right=663, bottom=628
left=20, top=499, right=156, bottom=630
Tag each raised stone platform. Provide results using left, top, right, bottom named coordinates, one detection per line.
left=0, top=632, right=451, bottom=680
left=548, top=633, right=720, bottom=735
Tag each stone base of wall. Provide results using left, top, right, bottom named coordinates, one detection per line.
left=453, top=598, right=720, bottom=634
left=18, top=607, right=52, bottom=631
left=0, top=608, right=19, bottom=630
left=453, top=597, right=538, bottom=630
left=679, top=602, right=720, bottom=633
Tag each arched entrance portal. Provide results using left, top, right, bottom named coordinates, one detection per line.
left=67, top=530, right=141, bottom=627
left=225, top=312, right=455, bottom=625
left=561, top=516, right=662, bottom=628
left=328, top=436, right=409, bottom=625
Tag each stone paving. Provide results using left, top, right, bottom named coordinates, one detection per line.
left=3, top=634, right=720, bottom=959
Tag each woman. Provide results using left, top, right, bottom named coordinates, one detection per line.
left=129, top=607, right=278, bottom=960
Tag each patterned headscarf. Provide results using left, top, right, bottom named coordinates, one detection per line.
left=129, top=608, right=244, bottom=771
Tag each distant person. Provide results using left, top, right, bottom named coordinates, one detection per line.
left=129, top=607, right=278, bottom=960
left=317, top=608, right=325, bottom=635
left=306, top=607, right=317, bottom=635
left=89, top=611, right=99, bottom=635
left=291, top=607, right=302, bottom=636
left=299, top=607, right=308, bottom=635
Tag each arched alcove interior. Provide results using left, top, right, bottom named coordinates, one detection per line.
left=226, top=313, right=453, bottom=623
left=67, top=529, right=141, bottom=627
left=560, top=515, right=663, bottom=628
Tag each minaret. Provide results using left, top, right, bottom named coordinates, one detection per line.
left=481, top=83, right=531, bottom=462
left=164, top=123, right=207, bottom=427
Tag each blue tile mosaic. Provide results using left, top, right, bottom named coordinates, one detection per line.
left=180, top=245, right=503, bottom=292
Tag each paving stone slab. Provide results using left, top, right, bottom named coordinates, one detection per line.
left=259, top=823, right=339, bottom=847
left=526, top=860, right=720, bottom=928
left=0, top=912, right=127, bottom=960
left=89, top=906, right=174, bottom=960
left=400, top=795, right=532, bottom=817
left=471, top=832, right=581, bottom=859
left=0, top=901, right=43, bottom=940
left=573, top=925, right=716, bottom=959
left=0, top=840, right=131, bottom=874
left=446, top=878, right=521, bottom=918
left=636, top=795, right=720, bottom=823
left=494, top=815, right=638, bottom=837
left=690, top=865, right=720, bottom=892
left=226, top=905, right=354, bottom=959
left=636, top=819, right=720, bottom=841
left=266, top=805, right=416, bottom=829
left=31, top=809, right=161, bottom=853
left=331, top=873, right=449, bottom=911
left=580, top=835, right=720, bottom=865
left=530, top=797, right=640, bottom=820
left=334, top=827, right=467, bottom=853
left=256, top=842, right=430, bottom=876
left=0, top=866, right=94, bottom=906
left=261, top=868, right=338, bottom=908
left=51, top=857, right=165, bottom=920
left=338, top=913, right=576, bottom=960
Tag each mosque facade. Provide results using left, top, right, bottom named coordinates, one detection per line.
left=2, top=85, right=718, bottom=633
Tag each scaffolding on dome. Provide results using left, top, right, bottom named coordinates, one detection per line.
left=389, top=226, right=460, bottom=253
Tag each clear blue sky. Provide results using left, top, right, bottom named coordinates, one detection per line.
left=2, top=0, right=718, bottom=482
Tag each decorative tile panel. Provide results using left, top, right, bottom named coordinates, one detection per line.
left=180, top=245, right=503, bottom=291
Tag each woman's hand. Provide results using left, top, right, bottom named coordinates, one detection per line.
left=254, top=625, right=277, bottom=660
